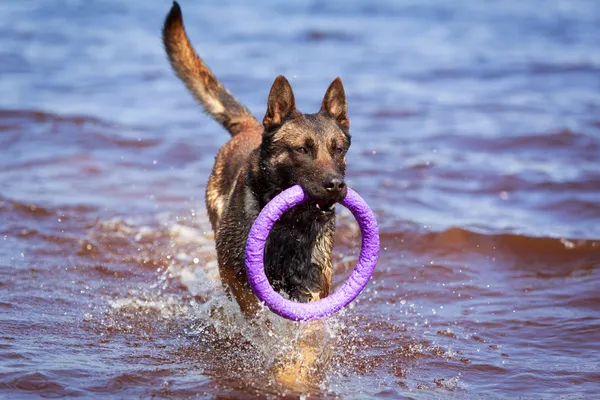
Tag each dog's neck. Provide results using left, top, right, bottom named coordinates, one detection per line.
left=244, top=148, right=335, bottom=302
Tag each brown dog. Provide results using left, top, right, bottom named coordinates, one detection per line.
left=162, top=1, right=351, bottom=318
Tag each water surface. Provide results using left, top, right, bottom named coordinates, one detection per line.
left=1, top=0, right=600, bottom=398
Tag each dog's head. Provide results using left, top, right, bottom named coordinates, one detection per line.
left=260, top=76, right=351, bottom=215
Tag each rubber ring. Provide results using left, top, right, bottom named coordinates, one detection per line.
left=245, top=185, right=379, bottom=321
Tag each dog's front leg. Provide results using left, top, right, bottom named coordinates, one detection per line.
left=219, top=266, right=262, bottom=318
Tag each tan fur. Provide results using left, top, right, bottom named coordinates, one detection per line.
left=205, top=130, right=262, bottom=232
left=162, top=2, right=352, bottom=388
left=312, top=222, right=334, bottom=299
left=162, top=2, right=262, bottom=137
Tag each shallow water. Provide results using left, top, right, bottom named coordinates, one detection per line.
left=1, top=0, right=600, bottom=398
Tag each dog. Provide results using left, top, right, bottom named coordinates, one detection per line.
left=162, top=1, right=351, bottom=319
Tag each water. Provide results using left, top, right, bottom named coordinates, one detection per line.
left=1, top=0, right=600, bottom=398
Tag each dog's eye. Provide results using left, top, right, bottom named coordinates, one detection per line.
left=335, top=147, right=344, bottom=155
left=295, top=147, right=308, bottom=155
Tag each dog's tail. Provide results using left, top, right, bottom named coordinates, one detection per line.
left=162, top=1, right=262, bottom=137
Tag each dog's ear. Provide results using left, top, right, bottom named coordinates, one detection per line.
left=263, top=75, right=297, bottom=133
left=320, top=77, right=349, bottom=134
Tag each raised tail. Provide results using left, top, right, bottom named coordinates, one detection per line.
left=162, top=1, right=262, bottom=136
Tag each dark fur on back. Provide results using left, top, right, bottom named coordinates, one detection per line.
left=163, top=2, right=352, bottom=317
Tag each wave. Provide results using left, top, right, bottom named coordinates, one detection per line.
left=379, top=225, right=600, bottom=264
left=0, top=108, right=112, bottom=127
left=429, top=128, right=599, bottom=158
left=0, top=372, right=82, bottom=397
left=0, top=108, right=160, bottom=151
left=0, top=194, right=97, bottom=220
left=408, top=62, right=600, bottom=82
left=3, top=191, right=598, bottom=258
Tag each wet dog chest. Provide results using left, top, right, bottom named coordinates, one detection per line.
left=262, top=219, right=324, bottom=297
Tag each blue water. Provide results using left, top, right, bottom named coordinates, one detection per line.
left=1, top=1, right=599, bottom=398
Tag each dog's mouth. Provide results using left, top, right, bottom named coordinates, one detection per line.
left=314, top=199, right=336, bottom=215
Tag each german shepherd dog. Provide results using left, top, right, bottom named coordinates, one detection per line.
left=162, top=2, right=351, bottom=319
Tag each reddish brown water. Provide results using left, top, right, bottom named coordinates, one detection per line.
left=2, top=1, right=600, bottom=398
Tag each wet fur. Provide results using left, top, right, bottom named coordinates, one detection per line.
left=163, top=1, right=351, bottom=317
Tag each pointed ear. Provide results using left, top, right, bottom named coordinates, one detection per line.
left=320, top=77, right=349, bottom=133
left=263, top=75, right=297, bottom=132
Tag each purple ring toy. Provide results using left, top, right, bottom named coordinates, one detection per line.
left=245, top=185, right=379, bottom=321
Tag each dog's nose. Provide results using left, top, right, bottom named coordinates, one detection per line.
left=323, top=176, right=346, bottom=194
